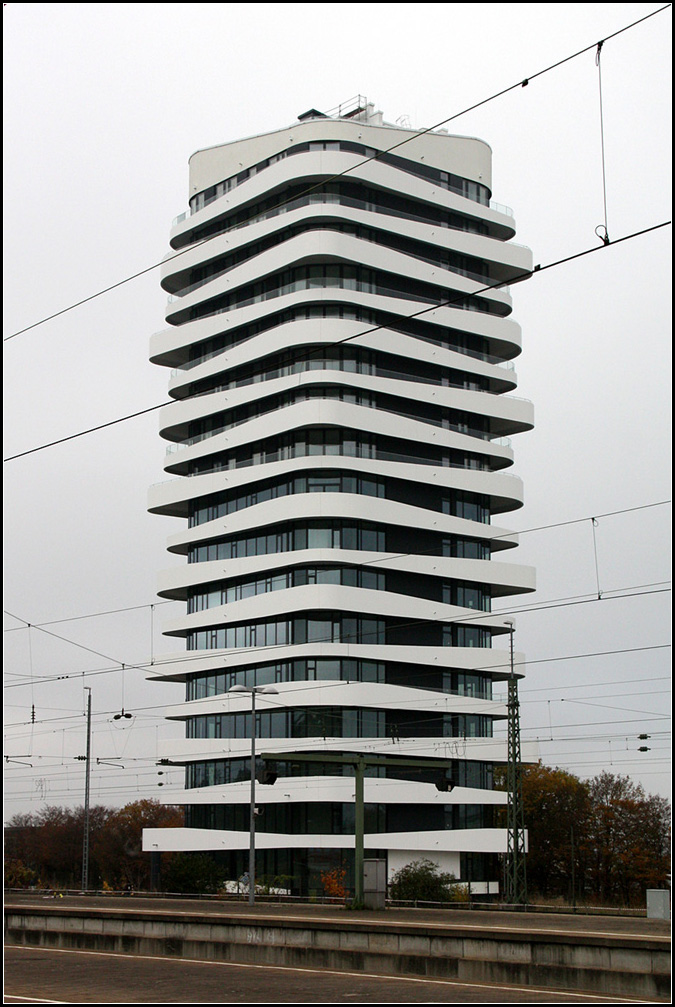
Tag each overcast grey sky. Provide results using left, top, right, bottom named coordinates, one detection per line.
left=3, top=3, right=671, bottom=818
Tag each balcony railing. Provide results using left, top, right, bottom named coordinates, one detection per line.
left=489, top=200, right=513, bottom=217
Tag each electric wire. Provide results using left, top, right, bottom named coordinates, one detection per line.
left=5, top=706, right=670, bottom=751
left=3, top=220, right=672, bottom=463
left=4, top=737, right=670, bottom=786
left=4, top=608, right=670, bottom=693
left=3, top=577, right=670, bottom=684
left=3, top=678, right=671, bottom=736
left=4, top=6, right=672, bottom=811
left=5, top=685, right=671, bottom=732
left=5, top=760, right=671, bottom=806
left=4, top=569, right=671, bottom=692
left=3, top=741, right=670, bottom=789
left=5, top=725, right=670, bottom=771
left=3, top=600, right=176, bottom=634
left=4, top=3, right=670, bottom=345
left=5, top=737, right=671, bottom=782
left=3, top=499, right=670, bottom=647
left=4, top=755, right=670, bottom=800
left=594, top=41, right=611, bottom=245
left=519, top=674, right=669, bottom=695
left=5, top=762, right=670, bottom=804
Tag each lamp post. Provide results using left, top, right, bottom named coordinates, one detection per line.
left=229, top=684, right=278, bottom=905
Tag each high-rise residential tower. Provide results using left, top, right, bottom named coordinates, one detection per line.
left=144, top=100, right=535, bottom=895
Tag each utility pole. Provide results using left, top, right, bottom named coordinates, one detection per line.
left=504, top=620, right=527, bottom=905
left=570, top=824, right=576, bottom=912
left=81, top=688, right=92, bottom=892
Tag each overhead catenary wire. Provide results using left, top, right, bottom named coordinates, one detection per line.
left=5, top=674, right=672, bottom=728
left=4, top=3, right=670, bottom=345
left=5, top=671, right=671, bottom=742
left=3, top=499, right=671, bottom=645
left=3, top=31, right=669, bottom=627
left=4, top=723, right=671, bottom=779
left=5, top=628, right=672, bottom=735
left=3, top=685, right=673, bottom=741
left=4, top=729, right=671, bottom=779
left=519, top=674, right=670, bottom=695
left=2, top=729, right=672, bottom=773
left=9, top=768, right=669, bottom=809
left=4, top=746, right=670, bottom=805
left=3, top=220, right=672, bottom=464
left=4, top=746, right=669, bottom=810
left=3, top=599, right=176, bottom=634
left=4, top=495, right=670, bottom=635
left=9, top=681, right=650, bottom=717
left=3, top=7, right=672, bottom=809
left=3, top=587, right=671, bottom=688
left=5, top=684, right=672, bottom=735
left=4, top=598, right=671, bottom=692
left=4, top=569, right=671, bottom=691
left=4, top=615, right=671, bottom=690
left=594, top=40, right=611, bottom=245
left=4, top=742, right=671, bottom=788
left=2, top=692, right=672, bottom=749
left=4, top=753, right=672, bottom=804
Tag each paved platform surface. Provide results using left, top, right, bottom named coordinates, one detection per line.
left=4, top=892, right=670, bottom=940
left=3, top=944, right=660, bottom=1004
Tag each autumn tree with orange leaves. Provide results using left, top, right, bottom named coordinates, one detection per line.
left=497, top=765, right=670, bottom=905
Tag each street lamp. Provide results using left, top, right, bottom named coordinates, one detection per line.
left=228, top=684, right=278, bottom=905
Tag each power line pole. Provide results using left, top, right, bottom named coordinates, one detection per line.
left=81, top=687, right=92, bottom=892
left=504, top=620, right=527, bottom=905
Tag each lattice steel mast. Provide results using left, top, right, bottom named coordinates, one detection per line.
left=505, top=620, right=527, bottom=904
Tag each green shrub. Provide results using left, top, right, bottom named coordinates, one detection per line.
left=388, top=858, right=466, bottom=903
left=162, top=852, right=227, bottom=894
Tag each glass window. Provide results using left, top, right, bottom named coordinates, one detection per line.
left=343, top=709, right=358, bottom=737
left=308, top=526, right=332, bottom=549
left=321, top=567, right=342, bottom=585
left=361, top=478, right=383, bottom=497
left=308, top=619, right=332, bottom=644
left=342, top=618, right=357, bottom=644
left=361, top=619, right=383, bottom=645
left=360, top=661, right=382, bottom=683
left=360, top=710, right=379, bottom=737
left=324, top=429, right=340, bottom=455
left=361, top=570, right=382, bottom=590
left=269, top=711, right=285, bottom=738
left=341, top=526, right=357, bottom=550
left=319, top=660, right=340, bottom=680
left=294, top=527, right=307, bottom=551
